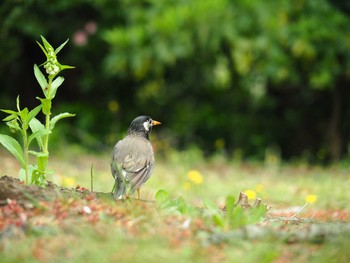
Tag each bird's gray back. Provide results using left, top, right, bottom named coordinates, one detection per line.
left=111, top=135, right=155, bottom=184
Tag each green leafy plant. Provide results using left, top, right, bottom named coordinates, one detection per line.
left=0, top=36, right=75, bottom=186
left=203, top=196, right=267, bottom=231
left=155, top=189, right=198, bottom=216
left=155, top=190, right=267, bottom=229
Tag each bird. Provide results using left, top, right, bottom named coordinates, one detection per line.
left=111, top=115, right=161, bottom=200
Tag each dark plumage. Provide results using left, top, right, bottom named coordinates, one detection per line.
left=111, top=116, right=161, bottom=199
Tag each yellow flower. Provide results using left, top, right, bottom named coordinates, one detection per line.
left=187, top=170, right=203, bottom=185
left=305, top=194, right=318, bottom=204
left=61, top=176, right=76, bottom=187
left=183, top=182, right=192, bottom=190
left=244, top=189, right=257, bottom=200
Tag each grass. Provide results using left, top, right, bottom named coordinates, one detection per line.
left=1, top=227, right=206, bottom=263
left=43, top=147, right=350, bottom=210
left=1, top=147, right=350, bottom=262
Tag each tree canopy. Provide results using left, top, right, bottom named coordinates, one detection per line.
left=1, top=0, right=349, bottom=161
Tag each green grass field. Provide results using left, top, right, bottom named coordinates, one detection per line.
left=1, top=148, right=350, bottom=262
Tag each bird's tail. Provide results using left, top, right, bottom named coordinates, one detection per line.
left=113, top=177, right=127, bottom=199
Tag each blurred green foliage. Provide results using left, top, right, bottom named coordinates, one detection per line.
left=0, top=0, right=349, bottom=161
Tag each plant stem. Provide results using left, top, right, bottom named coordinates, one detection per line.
left=43, top=111, right=51, bottom=154
left=22, top=129, right=29, bottom=185
left=41, top=76, right=54, bottom=178
left=43, top=76, right=53, bottom=155
left=292, top=202, right=309, bottom=218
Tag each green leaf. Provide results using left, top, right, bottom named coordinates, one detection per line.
left=203, top=199, right=221, bottom=214
left=229, top=206, right=246, bottom=228
left=23, top=105, right=42, bottom=128
left=212, top=214, right=225, bottom=228
left=16, top=96, right=21, bottom=112
left=37, top=97, right=52, bottom=115
left=59, top=64, right=75, bottom=70
left=33, top=155, right=48, bottom=186
left=1, top=109, right=18, bottom=122
left=55, top=38, right=69, bottom=54
left=40, top=36, right=54, bottom=52
left=19, top=108, right=29, bottom=122
left=50, top=76, right=65, bottom=99
left=31, top=169, right=46, bottom=186
left=155, top=189, right=169, bottom=204
left=2, top=114, right=17, bottom=122
left=29, top=118, right=46, bottom=149
left=34, top=64, right=48, bottom=91
left=1, top=109, right=18, bottom=115
left=173, top=197, right=196, bottom=215
left=19, top=165, right=40, bottom=185
left=49, top=112, right=75, bottom=130
left=247, top=206, right=267, bottom=224
left=31, top=168, right=41, bottom=185
left=27, top=105, right=42, bottom=121
left=0, top=134, right=25, bottom=167
left=29, top=153, right=49, bottom=184
left=28, top=129, right=51, bottom=146
left=225, top=195, right=236, bottom=216
left=6, top=119, right=21, bottom=132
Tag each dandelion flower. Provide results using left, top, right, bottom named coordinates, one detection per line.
left=187, top=170, right=203, bottom=185
left=244, top=189, right=257, bottom=200
left=305, top=194, right=318, bottom=204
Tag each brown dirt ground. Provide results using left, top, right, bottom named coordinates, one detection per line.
left=0, top=175, right=113, bottom=208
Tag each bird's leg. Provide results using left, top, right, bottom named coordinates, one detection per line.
left=137, top=188, right=140, bottom=200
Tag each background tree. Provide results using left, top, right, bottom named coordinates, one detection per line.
left=0, top=0, right=349, bottom=161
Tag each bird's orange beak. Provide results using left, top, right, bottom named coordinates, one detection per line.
left=152, top=120, right=161, bottom=126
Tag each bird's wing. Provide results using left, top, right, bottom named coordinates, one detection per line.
left=111, top=141, right=128, bottom=198
left=122, top=155, right=154, bottom=194
left=111, top=141, right=124, bottom=180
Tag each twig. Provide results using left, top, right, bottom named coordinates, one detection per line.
left=292, top=202, right=309, bottom=218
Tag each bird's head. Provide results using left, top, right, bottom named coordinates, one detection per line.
left=127, top=115, right=161, bottom=139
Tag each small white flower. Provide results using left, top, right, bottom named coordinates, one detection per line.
left=53, top=65, right=59, bottom=73
left=45, top=66, right=53, bottom=74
